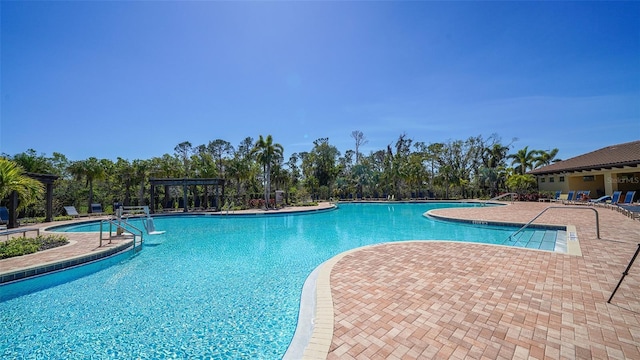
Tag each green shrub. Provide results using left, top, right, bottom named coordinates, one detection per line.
left=0, top=234, right=69, bottom=259
left=291, top=201, right=319, bottom=207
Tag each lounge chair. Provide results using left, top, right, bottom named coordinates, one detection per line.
left=574, top=190, right=591, bottom=203
left=611, top=191, right=622, bottom=204
left=64, top=206, right=80, bottom=218
left=620, top=191, right=636, bottom=205
left=562, top=191, right=576, bottom=204
left=540, top=190, right=562, bottom=202
left=589, top=195, right=611, bottom=204
left=601, top=191, right=622, bottom=209
left=617, top=192, right=639, bottom=219
left=0, top=206, right=9, bottom=229
left=90, top=203, right=104, bottom=216
left=618, top=204, right=640, bottom=220
left=0, top=206, right=8, bottom=222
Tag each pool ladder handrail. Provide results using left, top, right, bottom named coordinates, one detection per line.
left=221, top=200, right=234, bottom=215
left=482, top=192, right=518, bottom=206
left=508, top=206, right=600, bottom=241
left=99, top=218, right=144, bottom=253
left=118, top=206, right=165, bottom=235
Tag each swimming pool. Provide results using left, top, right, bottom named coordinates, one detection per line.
left=0, top=202, right=564, bottom=359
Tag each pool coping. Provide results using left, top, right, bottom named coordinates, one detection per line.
left=0, top=240, right=133, bottom=284
left=424, top=210, right=566, bottom=230
left=425, top=210, right=581, bottom=256
left=43, top=204, right=338, bottom=232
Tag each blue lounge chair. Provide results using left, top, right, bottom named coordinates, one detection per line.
left=603, top=191, right=623, bottom=209
left=575, top=190, right=591, bottom=202
left=546, top=190, right=562, bottom=202
left=0, top=206, right=9, bottom=228
left=562, top=191, right=576, bottom=204
left=620, top=191, right=636, bottom=205
left=90, top=203, right=104, bottom=215
left=615, top=191, right=636, bottom=214
left=618, top=205, right=640, bottom=220
left=596, top=191, right=622, bottom=207
left=610, top=191, right=622, bottom=204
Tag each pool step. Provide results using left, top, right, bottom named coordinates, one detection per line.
left=512, top=229, right=562, bottom=251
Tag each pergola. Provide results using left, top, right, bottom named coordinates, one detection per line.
left=149, top=178, right=225, bottom=214
left=5, top=173, right=58, bottom=229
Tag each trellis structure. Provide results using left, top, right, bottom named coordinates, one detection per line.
left=148, top=178, right=225, bottom=214
left=4, top=173, right=59, bottom=229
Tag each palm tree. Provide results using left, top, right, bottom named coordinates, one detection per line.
left=534, top=148, right=561, bottom=168
left=11, top=149, right=53, bottom=174
left=0, top=158, right=44, bottom=210
left=251, top=135, right=283, bottom=209
left=508, top=146, right=538, bottom=175
left=484, top=143, right=510, bottom=169
left=68, top=157, right=105, bottom=212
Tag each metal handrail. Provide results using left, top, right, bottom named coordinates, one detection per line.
left=508, top=206, right=600, bottom=241
left=482, top=192, right=518, bottom=206
left=100, top=218, right=144, bottom=253
left=608, top=243, right=640, bottom=303
left=221, top=200, right=234, bottom=215
left=121, top=217, right=148, bottom=235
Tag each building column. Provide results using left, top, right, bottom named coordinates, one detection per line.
left=604, top=172, right=616, bottom=194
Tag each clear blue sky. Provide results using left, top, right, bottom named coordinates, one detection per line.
left=2, top=1, right=639, bottom=163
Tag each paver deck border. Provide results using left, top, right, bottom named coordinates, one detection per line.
left=0, top=239, right=133, bottom=284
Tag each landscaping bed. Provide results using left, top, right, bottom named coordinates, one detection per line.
left=0, top=234, right=69, bottom=259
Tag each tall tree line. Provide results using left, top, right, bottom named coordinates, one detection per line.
left=1, top=133, right=561, bottom=218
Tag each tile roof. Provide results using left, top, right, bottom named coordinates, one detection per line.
left=529, top=140, right=640, bottom=175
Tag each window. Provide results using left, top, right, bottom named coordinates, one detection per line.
left=541, top=178, right=546, bottom=183
left=559, top=176, right=565, bottom=182
left=583, top=176, right=595, bottom=182
left=549, top=177, right=555, bottom=183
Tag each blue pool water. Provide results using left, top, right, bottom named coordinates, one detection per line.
left=0, top=203, right=563, bottom=359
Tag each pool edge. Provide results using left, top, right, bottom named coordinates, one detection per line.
left=0, top=240, right=133, bottom=284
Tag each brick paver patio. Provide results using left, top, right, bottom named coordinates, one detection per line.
left=322, top=202, right=640, bottom=359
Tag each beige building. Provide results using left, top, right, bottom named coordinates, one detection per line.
left=529, top=140, right=640, bottom=201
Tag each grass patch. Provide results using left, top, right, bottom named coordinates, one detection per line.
left=0, top=234, right=69, bottom=259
